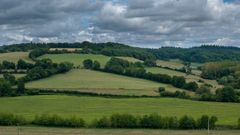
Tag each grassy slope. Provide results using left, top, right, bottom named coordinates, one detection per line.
left=26, top=69, right=185, bottom=96
left=116, top=56, right=143, bottom=63
left=0, top=95, right=239, bottom=125
left=1, top=127, right=240, bottom=135
left=39, top=54, right=111, bottom=68
left=157, top=60, right=184, bottom=69
left=0, top=52, right=33, bottom=63
left=146, top=67, right=221, bottom=91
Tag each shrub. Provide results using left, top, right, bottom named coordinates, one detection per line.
left=179, top=115, right=196, bottom=129
left=83, top=59, right=93, bottom=69
left=33, top=114, right=85, bottom=128
left=93, top=61, right=101, bottom=70
left=95, top=116, right=111, bottom=128
left=0, top=113, right=27, bottom=126
left=110, top=114, right=138, bottom=128
left=158, top=87, right=166, bottom=93
left=140, top=113, right=164, bottom=128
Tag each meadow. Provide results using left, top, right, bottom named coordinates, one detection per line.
left=1, top=127, right=240, bottom=135
left=0, top=95, right=239, bottom=125
left=39, top=54, right=111, bottom=67
left=116, top=56, right=143, bottom=63
left=0, top=52, right=33, bottom=63
left=26, top=69, right=185, bottom=96
left=156, top=59, right=184, bottom=69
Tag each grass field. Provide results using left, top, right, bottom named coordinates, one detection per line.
left=0, top=52, right=33, bottom=63
left=1, top=127, right=240, bottom=135
left=157, top=59, right=184, bottom=69
left=26, top=69, right=185, bottom=96
left=116, top=56, right=143, bottom=63
left=0, top=95, right=239, bottom=125
left=39, top=54, right=111, bottom=68
left=146, top=67, right=222, bottom=91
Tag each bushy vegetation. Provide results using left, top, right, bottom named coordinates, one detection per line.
left=33, top=114, right=85, bottom=128
left=22, top=59, right=73, bottom=82
left=102, top=58, right=198, bottom=92
left=0, top=113, right=27, bottom=126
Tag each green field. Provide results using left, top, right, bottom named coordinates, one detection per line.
left=116, top=56, right=143, bottom=63
left=39, top=54, right=111, bottom=67
left=0, top=95, right=239, bottom=125
left=26, top=69, right=185, bottom=96
left=0, top=52, right=33, bottom=63
left=1, top=127, right=240, bottom=135
left=157, top=59, right=184, bottom=69
left=146, top=67, right=221, bottom=91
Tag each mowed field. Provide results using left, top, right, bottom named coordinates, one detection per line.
left=0, top=95, right=239, bottom=125
left=26, top=69, right=185, bottom=96
left=0, top=52, right=33, bottom=63
left=1, top=127, right=240, bottom=135
left=39, top=54, right=111, bottom=67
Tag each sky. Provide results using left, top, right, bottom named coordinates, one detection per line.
left=0, top=0, right=240, bottom=48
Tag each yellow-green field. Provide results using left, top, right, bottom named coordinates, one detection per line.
left=0, top=127, right=239, bottom=135
left=157, top=60, right=184, bottom=69
left=26, top=69, right=186, bottom=96
left=0, top=52, right=33, bottom=63
left=0, top=95, right=239, bottom=125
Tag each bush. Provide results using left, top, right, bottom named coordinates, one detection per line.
left=179, top=115, right=196, bottom=129
left=33, top=114, right=85, bottom=128
left=93, top=61, right=101, bottom=70
left=83, top=59, right=93, bottom=69
left=0, top=113, right=27, bottom=126
left=158, top=87, right=165, bottom=93
left=0, top=80, right=14, bottom=97
left=140, top=113, right=164, bottom=128
left=110, top=114, right=138, bottom=128
left=95, top=116, right=111, bottom=128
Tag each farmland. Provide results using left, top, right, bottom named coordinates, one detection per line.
left=26, top=69, right=186, bottom=96
left=116, top=56, right=143, bottom=63
left=0, top=95, right=239, bottom=125
left=1, top=127, right=240, bottom=135
left=0, top=52, right=33, bottom=63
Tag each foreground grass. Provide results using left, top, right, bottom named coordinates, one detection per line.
left=26, top=69, right=185, bottom=96
left=0, top=52, right=33, bottom=63
left=0, top=127, right=239, bottom=135
left=39, top=54, right=111, bottom=67
left=0, top=95, right=239, bottom=125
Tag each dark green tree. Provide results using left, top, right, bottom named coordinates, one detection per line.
left=216, top=86, right=238, bottom=102
left=3, top=73, right=16, bottom=85
left=83, top=59, right=93, bottom=69
left=93, top=61, right=101, bottom=70
left=0, top=80, right=13, bottom=96
left=17, top=79, right=25, bottom=94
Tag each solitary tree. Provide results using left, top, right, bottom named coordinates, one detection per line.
left=17, top=79, right=25, bottom=94
left=83, top=59, right=93, bottom=69
left=93, top=61, right=101, bottom=70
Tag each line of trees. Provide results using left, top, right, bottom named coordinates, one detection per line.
left=0, top=59, right=34, bottom=70
left=0, top=113, right=221, bottom=129
left=101, top=58, right=198, bottom=92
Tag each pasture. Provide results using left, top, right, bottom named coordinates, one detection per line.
left=116, top=56, right=143, bottom=63
left=26, top=69, right=185, bottom=96
left=1, top=127, right=240, bottom=135
left=0, top=95, right=239, bottom=125
left=0, top=52, right=33, bottom=63
left=156, top=59, right=184, bottom=69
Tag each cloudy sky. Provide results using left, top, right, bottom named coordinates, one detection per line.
left=0, top=0, right=240, bottom=48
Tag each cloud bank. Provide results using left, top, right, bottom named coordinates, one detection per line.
left=0, top=0, right=240, bottom=48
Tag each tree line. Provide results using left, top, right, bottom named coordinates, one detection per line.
left=0, top=113, right=225, bottom=129
left=83, top=58, right=199, bottom=92
left=0, top=59, right=73, bottom=97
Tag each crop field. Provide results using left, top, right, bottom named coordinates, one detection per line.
left=0, top=95, right=239, bottom=125
left=26, top=69, right=185, bottom=96
left=0, top=52, right=33, bottom=63
left=146, top=67, right=221, bottom=91
left=39, top=54, right=111, bottom=68
left=1, top=127, right=240, bottom=135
